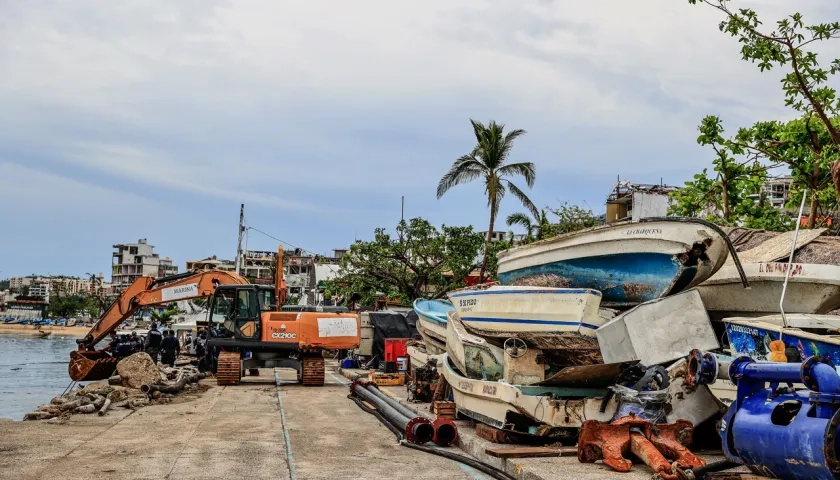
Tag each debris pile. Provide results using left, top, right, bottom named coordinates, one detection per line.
left=24, top=352, right=207, bottom=421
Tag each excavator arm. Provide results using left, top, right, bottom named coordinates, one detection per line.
left=69, top=269, right=249, bottom=381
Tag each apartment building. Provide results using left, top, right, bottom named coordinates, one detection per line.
left=185, top=256, right=236, bottom=272
left=112, top=239, right=178, bottom=292
left=748, top=175, right=792, bottom=210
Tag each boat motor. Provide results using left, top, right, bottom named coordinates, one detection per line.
left=716, top=355, right=840, bottom=479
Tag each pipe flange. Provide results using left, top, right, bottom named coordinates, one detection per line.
left=687, top=349, right=718, bottom=388
left=349, top=380, right=364, bottom=395
left=405, top=416, right=433, bottom=444
left=432, top=417, right=459, bottom=447
left=801, top=356, right=835, bottom=391
left=825, top=406, right=840, bottom=472
left=728, top=356, right=754, bottom=383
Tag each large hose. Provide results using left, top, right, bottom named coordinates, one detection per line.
left=348, top=394, right=516, bottom=480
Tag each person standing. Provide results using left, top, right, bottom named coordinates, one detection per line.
left=195, top=330, right=208, bottom=372
left=145, top=323, right=163, bottom=364
left=160, top=330, right=180, bottom=368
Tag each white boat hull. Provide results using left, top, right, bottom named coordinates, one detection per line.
left=697, top=262, right=840, bottom=319
left=440, top=353, right=722, bottom=429
left=448, top=285, right=605, bottom=337
left=445, top=311, right=506, bottom=382
left=496, top=219, right=729, bottom=308
left=415, top=319, right=446, bottom=355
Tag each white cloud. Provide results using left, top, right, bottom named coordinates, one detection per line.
left=0, top=0, right=836, bottom=200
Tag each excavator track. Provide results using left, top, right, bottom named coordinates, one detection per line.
left=300, top=354, right=325, bottom=386
left=216, top=351, right=242, bottom=386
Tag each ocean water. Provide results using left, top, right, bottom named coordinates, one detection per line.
left=0, top=335, right=78, bottom=420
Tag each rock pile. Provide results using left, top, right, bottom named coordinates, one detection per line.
left=24, top=352, right=207, bottom=421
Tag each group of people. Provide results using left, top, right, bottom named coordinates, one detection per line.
left=107, top=323, right=216, bottom=372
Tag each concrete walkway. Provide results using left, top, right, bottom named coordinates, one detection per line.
left=0, top=369, right=491, bottom=479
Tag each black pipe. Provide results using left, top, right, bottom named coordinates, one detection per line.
left=347, top=394, right=515, bottom=480
left=362, top=383, right=419, bottom=419
left=353, top=383, right=434, bottom=444
left=680, top=459, right=741, bottom=479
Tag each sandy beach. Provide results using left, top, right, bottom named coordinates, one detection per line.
left=0, top=324, right=90, bottom=337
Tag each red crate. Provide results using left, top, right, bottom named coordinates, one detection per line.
left=384, top=338, right=410, bottom=362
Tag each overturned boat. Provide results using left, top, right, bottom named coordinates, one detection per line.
left=697, top=262, right=840, bottom=320
left=412, top=298, right=452, bottom=355
left=496, top=218, right=734, bottom=308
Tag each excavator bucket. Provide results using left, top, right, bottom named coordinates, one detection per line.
left=69, top=350, right=120, bottom=382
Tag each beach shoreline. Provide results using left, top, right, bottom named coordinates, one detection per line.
left=0, top=324, right=89, bottom=337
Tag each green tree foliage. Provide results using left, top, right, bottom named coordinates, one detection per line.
left=0, top=279, right=9, bottom=290
left=550, top=202, right=600, bottom=234
left=48, top=294, right=89, bottom=319
left=505, top=209, right=556, bottom=243
left=323, top=217, right=485, bottom=304
left=437, top=120, right=537, bottom=280
left=688, top=0, right=840, bottom=222
left=150, top=308, right=180, bottom=328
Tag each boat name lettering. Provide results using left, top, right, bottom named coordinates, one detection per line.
left=729, top=324, right=760, bottom=337
left=482, top=385, right=497, bottom=395
left=758, top=263, right=803, bottom=276
left=458, top=381, right=473, bottom=392
left=625, top=228, right=662, bottom=235
left=459, top=298, right=477, bottom=307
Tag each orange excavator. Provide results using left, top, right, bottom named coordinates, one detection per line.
left=69, top=246, right=360, bottom=387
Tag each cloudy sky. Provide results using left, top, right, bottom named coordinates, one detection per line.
left=1, top=0, right=836, bottom=279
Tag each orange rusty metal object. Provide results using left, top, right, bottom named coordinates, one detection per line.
left=578, top=414, right=705, bottom=479
left=69, top=350, right=120, bottom=382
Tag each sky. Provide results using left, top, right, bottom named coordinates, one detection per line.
left=1, top=0, right=837, bottom=279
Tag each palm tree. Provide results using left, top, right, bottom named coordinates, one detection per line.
left=506, top=209, right=552, bottom=243
left=437, top=119, right=538, bottom=280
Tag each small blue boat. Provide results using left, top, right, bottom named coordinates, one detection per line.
left=412, top=298, right=454, bottom=354
left=496, top=218, right=731, bottom=308
left=726, top=317, right=840, bottom=366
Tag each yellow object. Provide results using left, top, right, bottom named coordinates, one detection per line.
left=368, top=372, right=405, bottom=386
left=769, top=340, right=787, bottom=362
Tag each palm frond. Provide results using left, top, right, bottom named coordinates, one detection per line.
left=499, top=129, right=527, bottom=162
left=506, top=180, right=539, bottom=219
left=497, top=162, right=536, bottom=188
left=437, top=155, right=485, bottom=198
left=485, top=175, right=505, bottom=209
left=506, top=212, right=533, bottom=231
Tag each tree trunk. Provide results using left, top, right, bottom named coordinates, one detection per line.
left=832, top=161, right=840, bottom=212
left=808, top=189, right=818, bottom=228
left=721, top=183, right=730, bottom=220
left=478, top=197, right=498, bottom=282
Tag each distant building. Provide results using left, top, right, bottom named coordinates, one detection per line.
left=748, top=175, right=792, bottom=210
left=111, top=238, right=178, bottom=292
left=605, top=180, right=679, bottom=223
left=185, top=256, right=236, bottom=272
left=478, top=231, right=509, bottom=243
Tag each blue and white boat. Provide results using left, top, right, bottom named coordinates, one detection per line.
left=496, top=218, right=730, bottom=308
left=447, top=285, right=608, bottom=351
left=412, top=298, right=454, bottom=354
left=725, top=315, right=840, bottom=365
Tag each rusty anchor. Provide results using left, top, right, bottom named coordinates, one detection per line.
left=577, top=414, right=705, bottom=480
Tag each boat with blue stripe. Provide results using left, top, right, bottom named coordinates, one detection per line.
left=496, top=218, right=733, bottom=308
left=447, top=285, right=608, bottom=350
left=412, top=298, right=453, bottom=354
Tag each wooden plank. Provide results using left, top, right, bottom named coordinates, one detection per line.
left=484, top=446, right=576, bottom=459
left=728, top=228, right=826, bottom=264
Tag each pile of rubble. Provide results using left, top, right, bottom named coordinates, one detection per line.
left=24, top=352, right=207, bottom=421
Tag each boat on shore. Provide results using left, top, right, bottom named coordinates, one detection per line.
left=724, top=316, right=840, bottom=365
left=445, top=311, right=505, bottom=382
left=697, top=262, right=840, bottom=320
left=496, top=218, right=731, bottom=308
left=448, top=285, right=605, bottom=342
left=412, top=299, right=453, bottom=355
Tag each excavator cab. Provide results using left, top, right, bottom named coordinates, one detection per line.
left=210, top=285, right=275, bottom=340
